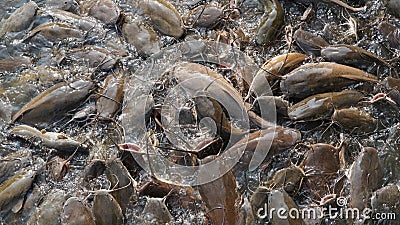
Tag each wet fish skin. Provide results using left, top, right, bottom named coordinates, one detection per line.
left=260, top=52, right=307, bottom=77
left=143, top=197, right=173, bottom=224
left=0, top=1, right=38, bottom=36
left=321, top=44, right=393, bottom=72
left=0, top=169, right=37, bottom=213
left=267, top=166, right=304, bottom=194
left=198, top=169, right=240, bottom=225
left=92, top=191, right=124, bottom=225
left=166, top=62, right=249, bottom=142
left=122, top=14, right=161, bottom=56
left=247, top=52, right=307, bottom=98
left=378, top=21, right=400, bottom=50
left=252, top=95, right=289, bottom=117
left=349, top=147, right=383, bottom=210
left=46, top=0, right=80, bottom=14
left=291, top=0, right=366, bottom=12
left=10, top=125, right=87, bottom=153
left=255, top=0, right=284, bottom=45
left=12, top=80, right=94, bottom=126
left=300, top=143, right=342, bottom=197
left=105, top=158, right=137, bottom=211
left=268, top=189, right=304, bottom=225
left=288, top=90, right=364, bottom=121
left=0, top=56, right=32, bottom=72
left=332, top=108, right=377, bottom=133
left=69, top=46, right=117, bottom=71
left=280, top=62, right=378, bottom=99
left=84, top=0, right=121, bottom=26
left=371, top=184, right=400, bottom=216
left=231, top=126, right=301, bottom=173
left=62, top=197, right=95, bottom=225
left=293, top=29, right=329, bottom=56
left=96, top=73, right=125, bottom=119
left=26, top=189, right=67, bottom=225
left=22, top=22, right=85, bottom=43
left=185, top=4, right=223, bottom=28
left=139, top=0, right=184, bottom=38
left=0, top=150, right=31, bottom=184
left=301, top=143, right=340, bottom=173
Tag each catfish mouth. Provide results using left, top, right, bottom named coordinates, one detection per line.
left=118, top=143, right=142, bottom=153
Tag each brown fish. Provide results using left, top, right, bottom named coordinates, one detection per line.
left=0, top=1, right=38, bottom=36
left=321, top=44, right=394, bottom=73
left=293, top=29, right=329, bottom=56
left=231, top=126, right=301, bottom=172
left=164, top=62, right=249, bottom=143
left=96, top=73, right=125, bottom=119
left=246, top=52, right=307, bottom=98
left=62, top=197, right=95, bottom=225
left=0, top=168, right=38, bottom=213
left=122, top=14, right=161, bottom=56
left=371, top=184, right=400, bottom=216
left=22, top=22, right=85, bottom=43
left=12, top=80, right=93, bottom=126
left=300, top=143, right=342, bottom=197
left=139, top=0, right=184, bottom=38
left=26, top=189, right=67, bottom=225
left=255, top=0, right=284, bottom=45
left=0, top=56, right=31, bottom=72
left=143, top=197, right=173, bottom=224
left=10, top=125, right=87, bottom=153
left=198, top=169, right=240, bottom=225
left=288, top=90, right=363, bottom=121
left=69, top=46, right=117, bottom=71
left=332, top=108, right=377, bottom=133
left=81, top=0, right=121, bottom=25
left=185, top=4, right=222, bottom=28
left=378, top=21, right=400, bottom=50
left=349, top=147, right=383, bottom=210
left=105, top=158, right=137, bottom=211
left=266, top=166, right=305, bottom=195
left=280, top=62, right=377, bottom=98
left=291, top=0, right=366, bottom=12
left=92, top=192, right=124, bottom=225
left=268, top=190, right=304, bottom=225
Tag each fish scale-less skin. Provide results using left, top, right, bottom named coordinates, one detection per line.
left=140, top=0, right=184, bottom=38
left=12, top=80, right=93, bottom=126
left=96, top=74, right=125, bottom=119
left=288, top=90, right=363, bottom=121
left=0, top=169, right=37, bottom=212
left=0, top=1, right=38, bottom=36
left=93, top=192, right=124, bottom=225
left=280, top=62, right=377, bottom=99
left=349, top=147, right=382, bottom=210
left=255, top=0, right=284, bottom=45
left=27, top=189, right=67, bottom=225
left=62, top=197, right=95, bottom=225
left=10, top=125, right=86, bottom=153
